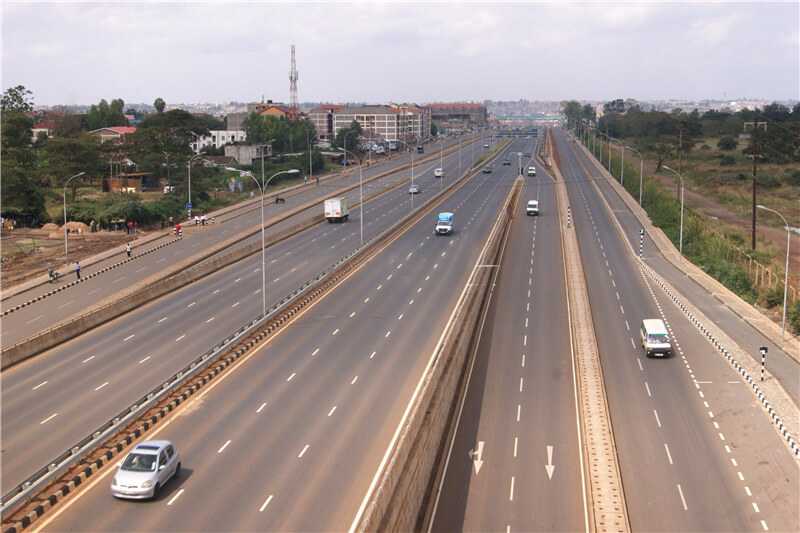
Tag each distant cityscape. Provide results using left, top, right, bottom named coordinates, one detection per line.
left=33, top=98, right=798, bottom=118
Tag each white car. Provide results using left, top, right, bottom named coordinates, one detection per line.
left=434, top=168, right=443, bottom=178
left=526, top=200, right=539, bottom=216
left=111, top=440, right=181, bottom=499
left=527, top=166, right=537, bottom=176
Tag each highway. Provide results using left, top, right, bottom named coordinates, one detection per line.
left=0, top=136, right=496, bottom=490
left=431, top=143, right=588, bottom=531
left=0, top=134, right=481, bottom=347
left=553, top=128, right=798, bottom=531
left=31, top=139, right=527, bottom=531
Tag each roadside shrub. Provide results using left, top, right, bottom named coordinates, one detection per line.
left=736, top=172, right=748, bottom=181
left=702, top=257, right=754, bottom=298
left=724, top=231, right=745, bottom=246
left=785, top=169, right=800, bottom=187
left=757, top=174, right=781, bottom=189
left=788, top=300, right=800, bottom=334
left=700, top=144, right=711, bottom=150
left=763, top=285, right=785, bottom=308
left=719, top=155, right=736, bottom=166
left=717, top=137, right=738, bottom=150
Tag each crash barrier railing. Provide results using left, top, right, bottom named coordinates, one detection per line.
left=1, top=136, right=502, bottom=524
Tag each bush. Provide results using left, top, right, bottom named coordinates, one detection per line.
left=763, top=285, right=785, bottom=308
left=717, top=137, right=738, bottom=150
left=719, top=155, right=736, bottom=166
left=788, top=300, right=800, bottom=334
left=785, top=169, right=800, bottom=187
left=757, top=174, right=781, bottom=189
left=702, top=257, right=754, bottom=298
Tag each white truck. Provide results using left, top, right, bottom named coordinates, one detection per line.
left=324, top=197, right=349, bottom=223
left=435, top=212, right=454, bottom=236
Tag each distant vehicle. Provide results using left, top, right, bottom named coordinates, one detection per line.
left=524, top=152, right=531, bottom=157
left=483, top=166, right=492, bottom=174
left=111, top=440, right=181, bottom=500
left=417, top=145, right=424, bottom=153
left=324, top=197, right=349, bottom=223
left=435, top=212, right=454, bottom=236
left=163, top=186, right=175, bottom=194
left=527, top=166, right=537, bottom=176
left=502, top=158, right=511, bottom=165
left=375, top=146, right=385, bottom=154
left=409, top=184, right=421, bottom=194
left=640, top=319, right=672, bottom=357
left=483, top=143, right=490, bottom=148
left=388, top=140, right=398, bottom=151
left=526, top=200, right=539, bottom=216
left=434, top=168, right=443, bottom=178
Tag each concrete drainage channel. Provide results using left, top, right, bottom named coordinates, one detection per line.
left=1, top=146, right=505, bottom=532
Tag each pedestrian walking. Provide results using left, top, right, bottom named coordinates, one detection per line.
left=126, top=243, right=131, bottom=258
left=175, top=224, right=181, bottom=236
left=169, top=216, right=173, bottom=226
left=75, top=261, right=81, bottom=279
left=133, top=222, right=138, bottom=234
left=304, top=175, right=308, bottom=185
left=316, top=176, right=319, bottom=185
left=194, top=215, right=199, bottom=226
left=201, top=213, right=207, bottom=226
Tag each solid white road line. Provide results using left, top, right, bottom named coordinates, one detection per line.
left=139, top=356, right=150, bottom=364
left=259, top=495, right=274, bottom=512
left=257, top=403, right=267, bottom=413
left=158, top=316, right=168, bottom=323
left=95, top=382, right=109, bottom=391
left=287, top=373, right=296, bottom=381
left=676, top=484, right=688, bottom=510
left=40, top=413, right=57, bottom=424
left=298, top=445, right=310, bottom=458
left=175, top=335, right=185, bottom=342
left=124, top=334, right=135, bottom=341
left=217, top=440, right=231, bottom=453
left=32, top=381, right=48, bottom=390
left=351, top=376, right=358, bottom=385
left=328, top=406, right=337, bottom=416
left=167, top=488, right=184, bottom=506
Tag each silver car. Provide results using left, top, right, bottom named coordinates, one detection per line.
left=111, top=440, right=181, bottom=499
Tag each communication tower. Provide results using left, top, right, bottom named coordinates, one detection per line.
left=289, top=45, right=299, bottom=119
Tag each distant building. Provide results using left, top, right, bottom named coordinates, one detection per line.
left=191, top=130, right=247, bottom=153
left=90, top=126, right=137, bottom=143
left=308, top=104, right=430, bottom=143
left=223, top=144, right=272, bottom=165
left=426, top=103, right=487, bottom=131
left=32, top=120, right=55, bottom=141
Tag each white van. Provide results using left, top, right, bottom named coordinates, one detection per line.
left=527, top=166, right=537, bottom=176
left=526, top=200, right=539, bottom=216
left=640, top=319, right=672, bottom=357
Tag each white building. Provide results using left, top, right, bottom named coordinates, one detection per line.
left=309, top=104, right=431, bottom=144
left=192, top=130, right=247, bottom=152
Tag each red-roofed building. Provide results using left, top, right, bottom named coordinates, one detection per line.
left=426, top=102, right=487, bottom=131
left=32, top=120, right=55, bottom=141
left=90, top=126, right=137, bottom=143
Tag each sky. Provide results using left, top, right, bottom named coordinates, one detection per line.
left=1, top=1, right=798, bottom=107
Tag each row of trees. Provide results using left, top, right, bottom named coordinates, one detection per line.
left=562, top=99, right=800, bottom=170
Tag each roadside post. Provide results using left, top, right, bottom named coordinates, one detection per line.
left=639, top=229, right=645, bottom=258
left=760, top=346, right=768, bottom=381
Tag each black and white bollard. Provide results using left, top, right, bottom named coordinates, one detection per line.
left=760, top=346, right=768, bottom=381
left=567, top=206, right=571, bottom=228
left=639, top=229, right=645, bottom=258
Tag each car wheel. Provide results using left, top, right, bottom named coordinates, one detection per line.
left=152, top=483, right=160, bottom=499
left=174, top=462, right=181, bottom=478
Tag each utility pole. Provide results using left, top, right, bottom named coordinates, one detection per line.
left=751, top=110, right=758, bottom=249
left=677, top=128, right=683, bottom=175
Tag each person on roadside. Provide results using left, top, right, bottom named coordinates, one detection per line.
left=75, top=261, right=81, bottom=279
left=201, top=213, right=207, bottom=226
left=126, top=243, right=131, bottom=258
left=194, top=215, right=199, bottom=226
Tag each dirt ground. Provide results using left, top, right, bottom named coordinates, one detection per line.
left=1, top=227, right=139, bottom=288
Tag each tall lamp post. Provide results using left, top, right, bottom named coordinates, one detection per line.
left=187, top=153, right=207, bottom=218
left=757, top=205, right=791, bottom=342
left=338, top=147, right=365, bottom=247
left=663, top=166, right=685, bottom=263
left=235, top=168, right=299, bottom=317
left=62, top=171, right=86, bottom=269
left=609, top=137, right=624, bottom=185
left=626, top=146, right=644, bottom=211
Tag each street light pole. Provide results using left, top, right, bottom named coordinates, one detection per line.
left=62, top=171, right=86, bottom=270
left=663, top=166, right=685, bottom=263
left=241, top=168, right=299, bottom=317
left=338, top=147, right=364, bottom=247
left=187, top=153, right=206, bottom=218
left=757, top=205, right=791, bottom=342
left=626, top=146, right=644, bottom=210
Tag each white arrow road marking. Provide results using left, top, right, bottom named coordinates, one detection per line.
left=546, top=445, right=555, bottom=479
left=469, top=440, right=485, bottom=474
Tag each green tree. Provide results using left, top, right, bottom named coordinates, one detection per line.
left=582, top=104, right=596, bottom=124
left=333, top=120, right=362, bottom=152
left=154, top=97, right=166, bottom=113
left=561, top=100, right=582, bottom=129
left=41, top=133, right=101, bottom=197
left=604, top=98, right=625, bottom=114
left=133, top=109, right=209, bottom=186
left=1, top=110, right=46, bottom=219
left=1, top=85, right=34, bottom=112
left=717, top=137, right=738, bottom=150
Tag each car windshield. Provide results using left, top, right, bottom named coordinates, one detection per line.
left=121, top=452, right=157, bottom=472
left=649, top=334, right=669, bottom=344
